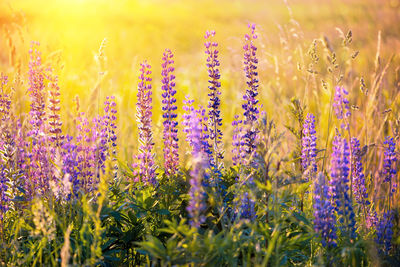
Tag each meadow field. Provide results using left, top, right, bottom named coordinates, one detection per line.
left=0, top=0, right=400, bottom=265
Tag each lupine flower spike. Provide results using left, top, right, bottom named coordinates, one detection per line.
left=375, top=210, right=394, bottom=255
left=136, top=61, right=157, bottom=186
left=242, top=23, right=260, bottom=161
left=205, top=30, right=223, bottom=168
left=47, top=71, right=64, bottom=148
left=232, top=115, right=245, bottom=166
left=329, top=135, right=356, bottom=240
left=103, top=96, right=118, bottom=179
left=333, top=86, right=350, bottom=130
left=383, top=136, right=397, bottom=207
left=301, top=113, right=317, bottom=180
left=187, top=109, right=208, bottom=228
left=313, top=173, right=337, bottom=247
left=183, top=96, right=212, bottom=166
left=27, top=42, right=52, bottom=196
left=161, top=49, right=179, bottom=177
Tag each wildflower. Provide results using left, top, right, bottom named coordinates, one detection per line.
left=333, top=86, right=350, bottom=130
left=232, top=115, right=245, bottom=166
left=28, top=41, right=46, bottom=134
left=330, top=135, right=356, bottom=239
left=0, top=165, right=10, bottom=221
left=313, top=173, right=337, bottom=247
left=183, top=96, right=212, bottom=164
left=27, top=42, right=52, bottom=196
left=301, top=113, right=317, bottom=179
left=242, top=23, right=260, bottom=158
left=187, top=109, right=208, bottom=228
left=47, top=71, right=64, bottom=148
left=103, top=96, right=118, bottom=178
left=375, top=210, right=394, bottom=255
left=382, top=136, right=397, bottom=197
left=350, top=138, right=369, bottom=205
left=136, top=61, right=157, bottom=186
left=61, top=135, right=80, bottom=196
left=205, top=30, right=223, bottom=167
left=92, top=115, right=108, bottom=179
left=76, top=113, right=96, bottom=193
left=238, top=191, right=255, bottom=219
left=161, top=49, right=179, bottom=176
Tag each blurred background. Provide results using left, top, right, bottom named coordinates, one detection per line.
left=0, top=0, right=399, bottom=166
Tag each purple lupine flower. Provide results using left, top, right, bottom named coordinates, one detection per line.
left=183, top=96, right=212, bottom=164
left=0, top=177, right=10, bottom=223
left=92, top=115, right=108, bottom=179
left=0, top=166, right=9, bottom=221
left=313, top=173, right=337, bottom=247
left=205, top=30, right=224, bottom=167
left=28, top=42, right=47, bottom=134
left=136, top=61, right=157, bottom=186
left=301, top=113, right=317, bottom=179
left=182, top=96, right=196, bottom=145
left=238, top=191, right=255, bottom=220
left=61, top=135, right=80, bottom=196
left=47, top=71, right=63, bottom=148
left=186, top=109, right=208, bottom=228
left=197, top=105, right=213, bottom=163
left=76, top=112, right=96, bottom=193
left=242, top=23, right=260, bottom=159
left=27, top=42, right=52, bottom=196
left=232, top=115, right=245, bottom=166
left=375, top=210, right=394, bottom=255
left=382, top=136, right=397, bottom=197
left=13, top=120, right=30, bottom=195
left=161, top=49, right=179, bottom=176
left=333, top=86, right=350, bottom=130
left=103, top=96, right=118, bottom=178
left=329, top=135, right=356, bottom=239
left=350, top=138, right=369, bottom=205
left=237, top=28, right=262, bottom=219
left=366, top=208, right=378, bottom=230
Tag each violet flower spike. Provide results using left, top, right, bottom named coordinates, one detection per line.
left=47, top=71, right=64, bottom=148
left=232, top=115, right=245, bottom=166
left=103, top=96, right=118, bottom=178
left=375, top=210, right=394, bottom=255
left=76, top=113, right=96, bottom=193
left=301, top=113, right=317, bottom=179
left=350, top=138, right=369, bottom=205
left=92, top=115, right=108, bottom=181
left=28, top=41, right=46, bottom=134
left=27, top=42, right=52, bottom=196
left=313, top=173, right=337, bottom=247
left=329, top=135, right=356, bottom=240
left=183, top=96, right=212, bottom=166
left=161, top=49, right=179, bottom=176
left=383, top=136, right=397, bottom=198
left=242, top=23, right=260, bottom=159
left=238, top=191, right=255, bottom=220
left=186, top=109, right=208, bottom=228
left=333, top=86, right=350, bottom=130
left=0, top=167, right=9, bottom=221
left=136, top=61, right=157, bottom=186
left=205, top=30, right=224, bottom=168
left=61, top=135, right=80, bottom=197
